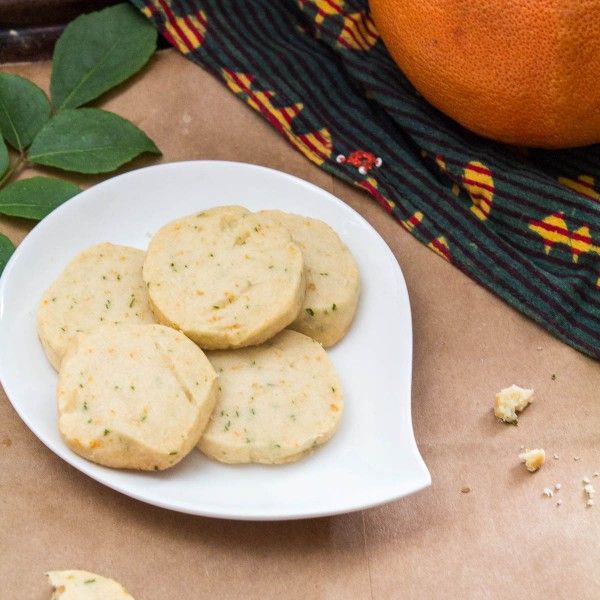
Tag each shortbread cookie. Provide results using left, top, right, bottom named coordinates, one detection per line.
left=199, top=329, right=343, bottom=464
left=57, top=324, right=217, bottom=470
left=142, top=206, right=305, bottom=349
left=260, top=210, right=359, bottom=346
left=47, top=570, right=135, bottom=599
left=38, top=243, right=155, bottom=370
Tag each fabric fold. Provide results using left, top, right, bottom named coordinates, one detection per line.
left=131, top=0, right=600, bottom=359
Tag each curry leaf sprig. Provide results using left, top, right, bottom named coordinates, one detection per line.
left=0, top=3, right=160, bottom=274
left=0, top=233, right=14, bottom=275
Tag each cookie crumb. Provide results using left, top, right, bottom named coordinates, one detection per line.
left=519, top=448, right=545, bottom=472
left=461, top=486, right=471, bottom=494
left=574, top=456, right=581, bottom=461
left=553, top=454, right=559, bottom=460
left=543, top=487, right=554, bottom=497
left=586, top=499, right=594, bottom=508
left=593, top=472, right=599, bottom=478
left=583, top=477, right=591, bottom=484
left=556, top=499, right=563, bottom=506
left=494, top=385, right=534, bottom=424
left=554, top=483, right=562, bottom=491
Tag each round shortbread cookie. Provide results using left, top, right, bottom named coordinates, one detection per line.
left=47, top=570, right=135, bottom=600
left=142, top=206, right=305, bottom=350
left=57, top=324, right=217, bottom=471
left=38, top=243, right=155, bottom=371
left=198, top=329, right=343, bottom=464
left=260, top=210, right=360, bottom=347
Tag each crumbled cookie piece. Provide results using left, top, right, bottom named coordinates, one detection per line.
left=582, top=482, right=595, bottom=508
left=519, top=448, right=545, bottom=472
left=494, top=385, right=534, bottom=424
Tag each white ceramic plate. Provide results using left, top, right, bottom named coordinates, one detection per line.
left=0, top=161, right=430, bottom=520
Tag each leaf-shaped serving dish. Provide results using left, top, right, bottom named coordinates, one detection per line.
left=0, top=161, right=430, bottom=520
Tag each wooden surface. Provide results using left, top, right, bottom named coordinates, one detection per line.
left=0, top=0, right=120, bottom=61
left=1, top=50, right=599, bottom=600
left=0, top=0, right=117, bottom=24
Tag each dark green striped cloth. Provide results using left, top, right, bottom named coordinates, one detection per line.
left=132, top=0, right=600, bottom=359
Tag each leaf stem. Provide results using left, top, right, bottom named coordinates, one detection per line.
left=0, top=153, right=26, bottom=189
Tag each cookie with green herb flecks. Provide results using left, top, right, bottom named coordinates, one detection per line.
left=199, top=329, right=343, bottom=464
left=260, top=210, right=360, bottom=347
left=47, top=569, right=135, bottom=599
left=57, top=324, right=217, bottom=470
left=37, top=243, right=155, bottom=370
left=143, top=206, right=305, bottom=350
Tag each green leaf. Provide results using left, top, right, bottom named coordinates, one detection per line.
left=0, top=73, right=51, bottom=151
left=28, top=108, right=160, bottom=173
left=51, top=3, right=157, bottom=110
left=0, top=233, right=15, bottom=276
left=0, top=136, right=8, bottom=178
left=0, top=177, right=81, bottom=220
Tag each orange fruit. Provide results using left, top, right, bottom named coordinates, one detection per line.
left=369, top=0, right=600, bottom=148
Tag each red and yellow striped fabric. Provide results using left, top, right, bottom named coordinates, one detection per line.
left=131, top=0, right=600, bottom=359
